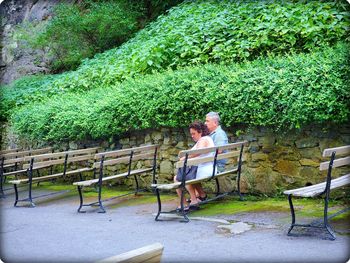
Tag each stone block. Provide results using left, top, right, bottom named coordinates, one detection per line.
left=248, top=142, right=260, bottom=153
left=295, top=138, right=318, bottom=149
left=251, top=153, right=268, bottom=162
left=119, top=138, right=130, bottom=144
left=151, top=131, right=163, bottom=141
left=144, top=134, right=152, bottom=143
left=299, top=159, right=319, bottom=167
left=299, top=167, right=319, bottom=183
left=175, top=141, right=187, bottom=150
left=299, top=147, right=321, bottom=160
left=160, top=160, right=173, bottom=175
left=163, top=137, right=172, bottom=145
left=273, top=160, right=300, bottom=176
left=258, top=136, right=276, bottom=147
left=68, top=141, right=78, bottom=150
left=319, top=138, right=343, bottom=152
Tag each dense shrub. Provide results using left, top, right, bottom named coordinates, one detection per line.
left=0, top=73, right=70, bottom=120
left=3, top=0, right=349, bottom=115
left=11, top=43, right=350, bottom=143
left=23, top=1, right=143, bottom=71
left=13, top=0, right=183, bottom=72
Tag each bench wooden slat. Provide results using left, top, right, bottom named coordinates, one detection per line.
left=73, top=168, right=153, bottom=187
left=94, top=145, right=158, bottom=159
left=93, top=152, right=155, bottom=169
left=96, top=242, right=164, bottom=263
left=176, top=151, right=240, bottom=168
left=3, top=169, right=27, bottom=176
left=178, top=141, right=247, bottom=157
left=283, top=174, right=350, bottom=197
left=9, top=167, right=94, bottom=185
left=153, top=168, right=238, bottom=190
left=23, top=147, right=99, bottom=162
left=1, top=147, right=52, bottom=158
left=319, top=156, right=350, bottom=171
left=23, top=154, right=94, bottom=169
left=0, top=148, right=20, bottom=155
left=3, top=163, right=17, bottom=168
left=3, top=157, right=26, bottom=165
left=323, top=145, right=350, bottom=157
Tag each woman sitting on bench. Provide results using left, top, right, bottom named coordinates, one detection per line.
left=174, top=121, right=215, bottom=211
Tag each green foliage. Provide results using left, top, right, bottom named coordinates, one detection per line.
left=11, top=43, right=350, bottom=143
left=3, top=0, right=349, bottom=112
left=0, top=74, right=64, bottom=121
left=29, top=1, right=142, bottom=71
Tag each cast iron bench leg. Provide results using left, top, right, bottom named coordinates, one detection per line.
left=287, top=194, right=295, bottom=235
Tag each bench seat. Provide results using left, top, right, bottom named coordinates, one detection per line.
left=74, top=145, right=158, bottom=213
left=153, top=141, right=247, bottom=222
left=10, top=147, right=98, bottom=207
left=152, top=167, right=238, bottom=190
left=74, top=168, right=153, bottom=187
left=284, top=174, right=350, bottom=197
left=9, top=167, right=94, bottom=185
left=284, top=145, right=350, bottom=240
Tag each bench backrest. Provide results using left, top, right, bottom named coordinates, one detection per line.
left=23, top=147, right=99, bottom=170
left=93, top=145, right=158, bottom=170
left=1, top=147, right=53, bottom=167
left=176, top=141, right=248, bottom=169
left=320, top=145, right=350, bottom=171
left=319, top=145, right=350, bottom=194
left=0, top=148, right=21, bottom=155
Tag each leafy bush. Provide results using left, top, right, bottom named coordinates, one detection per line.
left=11, top=43, right=350, bottom=143
left=27, top=1, right=143, bottom=71
left=0, top=73, right=71, bottom=121
left=3, top=0, right=349, bottom=115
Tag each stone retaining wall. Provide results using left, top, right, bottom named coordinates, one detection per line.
left=1, top=123, right=349, bottom=194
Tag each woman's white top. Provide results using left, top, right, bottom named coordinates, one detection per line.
left=191, top=136, right=216, bottom=179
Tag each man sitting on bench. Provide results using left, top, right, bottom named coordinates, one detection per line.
left=174, top=121, right=215, bottom=211
left=205, top=111, right=229, bottom=173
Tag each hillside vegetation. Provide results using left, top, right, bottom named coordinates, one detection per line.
left=12, top=43, right=350, bottom=142
left=1, top=0, right=349, bottom=119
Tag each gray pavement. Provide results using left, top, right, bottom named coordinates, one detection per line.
left=1, top=189, right=350, bottom=263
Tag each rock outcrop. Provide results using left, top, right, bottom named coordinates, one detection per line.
left=0, top=0, right=73, bottom=85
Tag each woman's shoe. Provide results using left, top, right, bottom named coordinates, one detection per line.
left=198, top=195, right=207, bottom=202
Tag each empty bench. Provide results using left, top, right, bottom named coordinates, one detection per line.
left=0, top=147, right=53, bottom=197
left=96, top=242, right=164, bottom=263
left=73, top=145, right=158, bottom=213
left=152, top=141, right=247, bottom=222
left=284, top=145, right=350, bottom=240
left=8, top=147, right=98, bottom=207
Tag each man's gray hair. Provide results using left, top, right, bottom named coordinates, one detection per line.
left=206, top=112, right=220, bottom=124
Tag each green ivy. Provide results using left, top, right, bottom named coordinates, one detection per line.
left=2, top=0, right=349, bottom=119
left=11, top=43, right=350, bottom=143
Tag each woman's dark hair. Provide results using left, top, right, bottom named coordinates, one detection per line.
left=189, top=120, right=210, bottom=136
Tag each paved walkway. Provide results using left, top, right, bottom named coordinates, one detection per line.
left=1, top=189, right=349, bottom=263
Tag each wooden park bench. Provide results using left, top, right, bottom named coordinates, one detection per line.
left=284, top=145, right=350, bottom=240
left=0, top=147, right=53, bottom=197
left=151, top=141, right=247, bottom=222
left=96, top=242, right=164, bottom=263
left=8, top=147, right=99, bottom=207
left=73, top=145, right=158, bottom=213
